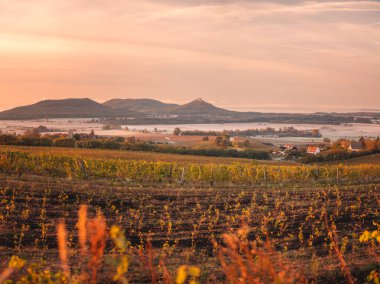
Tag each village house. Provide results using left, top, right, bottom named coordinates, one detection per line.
left=339, top=140, right=364, bottom=152
left=307, top=146, right=321, bottom=155
left=348, top=141, right=363, bottom=152
left=340, top=140, right=351, bottom=149
left=281, top=144, right=297, bottom=151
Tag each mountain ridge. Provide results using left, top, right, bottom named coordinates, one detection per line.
left=0, top=98, right=376, bottom=125
left=0, top=98, right=123, bottom=120
left=0, top=97, right=234, bottom=120
left=167, top=98, right=237, bottom=116
left=103, top=98, right=178, bottom=112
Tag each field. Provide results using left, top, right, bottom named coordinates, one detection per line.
left=0, top=145, right=293, bottom=165
left=0, top=146, right=380, bottom=283
left=0, top=145, right=257, bottom=165
left=334, top=153, right=380, bottom=165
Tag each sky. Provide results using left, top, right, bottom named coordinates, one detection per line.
left=0, top=0, right=379, bottom=112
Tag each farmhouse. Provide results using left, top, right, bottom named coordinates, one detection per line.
left=307, top=146, right=321, bottom=155
left=340, top=140, right=351, bottom=149
left=348, top=142, right=363, bottom=152
left=279, top=144, right=297, bottom=151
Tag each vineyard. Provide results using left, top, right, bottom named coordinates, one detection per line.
left=0, top=146, right=379, bottom=283
left=1, top=149, right=380, bottom=186
left=0, top=146, right=262, bottom=165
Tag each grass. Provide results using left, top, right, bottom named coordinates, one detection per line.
left=332, top=153, right=380, bottom=165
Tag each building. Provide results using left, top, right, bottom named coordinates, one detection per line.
left=307, top=146, right=321, bottom=155
left=284, top=144, right=297, bottom=150
left=348, top=142, right=363, bottom=152
left=340, top=140, right=351, bottom=149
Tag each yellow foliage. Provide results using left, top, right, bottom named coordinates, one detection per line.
left=110, top=225, right=127, bottom=252
left=368, top=270, right=380, bottom=284
left=113, top=255, right=129, bottom=282
left=8, top=256, right=26, bottom=269
left=176, top=265, right=201, bottom=284
left=360, top=230, right=380, bottom=243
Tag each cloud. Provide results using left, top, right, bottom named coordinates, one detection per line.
left=0, top=0, right=379, bottom=110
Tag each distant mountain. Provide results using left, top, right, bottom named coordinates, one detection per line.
left=1, top=97, right=371, bottom=125
left=0, top=98, right=122, bottom=120
left=104, top=99, right=178, bottom=112
left=0, top=97, right=235, bottom=120
left=168, top=98, right=237, bottom=116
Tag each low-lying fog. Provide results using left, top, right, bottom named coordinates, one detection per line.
left=1, top=119, right=379, bottom=143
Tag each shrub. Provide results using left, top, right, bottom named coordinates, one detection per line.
left=54, top=137, right=76, bottom=148
left=0, top=134, right=19, bottom=145
left=20, top=136, right=53, bottom=147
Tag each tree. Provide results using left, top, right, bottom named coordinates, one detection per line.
left=215, top=135, right=232, bottom=147
left=127, top=136, right=137, bottom=144
left=73, top=133, right=82, bottom=141
left=243, top=140, right=250, bottom=148
left=215, top=136, right=223, bottom=145
left=0, top=134, right=18, bottom=145
left=24, top=128, right=41, bottom=137
left=173, top=128, right=182, bottom=136
left=359, top=136, right=366, bottom=148
left=54, top=137, right=76, bottom=148
left=311, top=129, right=321, bottom=137
left=115, top=136, right=125, bottom=143
left=90, top=129, right=95, bottom=138
left=365, top=139, right=377, bottom=151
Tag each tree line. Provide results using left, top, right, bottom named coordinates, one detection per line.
left=174, top=126, right=321, bottom=137
left=0, top=133, right=270, bottom=160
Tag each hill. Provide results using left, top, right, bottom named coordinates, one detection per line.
left=0, top=97, right=235, bottom=120
left=103, top=98, right=178, bottom=112
left=0, top=98, right=121, bottom=120
left=168, top=98, right=237, bottom=116
left=105, top=98, right=236, bottom=116
left=0, top=97, right=376, bottom=125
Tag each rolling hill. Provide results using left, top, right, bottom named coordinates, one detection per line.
left=168, top=98, right=237, bottom=116
left=104, top=98, right=236, bottom=116
left=0, top=97, right=375, bottom=125
left=0, top=98, right=123, bottom=120
left=0, top=97, right=238, bottom=120
left=103, top=98, right=178, bottom=112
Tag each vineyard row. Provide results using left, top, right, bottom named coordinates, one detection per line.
left=1, top=150, right=380, bottom=185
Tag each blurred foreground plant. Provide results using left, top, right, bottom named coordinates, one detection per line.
left=218, top=219, right=305, bottom=284
left=360, top=228, right=380, bottom=284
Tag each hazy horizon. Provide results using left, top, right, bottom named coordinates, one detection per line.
left=0, top=97, right=378, bottom=114
left=1, top=0, right=379, bottom=112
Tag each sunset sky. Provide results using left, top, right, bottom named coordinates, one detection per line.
left=0, top=0, right=379, bottom=112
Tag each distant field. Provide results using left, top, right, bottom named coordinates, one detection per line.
left=110, top=133, right=278, bottom=151
left=323, top=153, right=380, bottom=165
left=0, top=145, right=290, bottom=165
left=338, top=153, right=380, bottom=165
